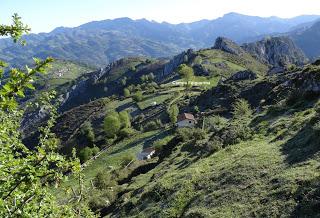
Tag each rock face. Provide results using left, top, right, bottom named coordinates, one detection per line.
left=228, top=70, right=257, bottom=81
left=213, top=37, right=245, bottom=55
left=242, top=36, right=309, bottom=70
left=59, top=59, right=129, bottom=111
left=162, top=49, right=195, bottom=77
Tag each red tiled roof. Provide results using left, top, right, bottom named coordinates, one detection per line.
left=177, top=113, right=196, bottom=122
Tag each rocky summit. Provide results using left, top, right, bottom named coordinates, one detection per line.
left=213, top=37, right=246, bottom=55
left=242, top=36, right=309, bottom=71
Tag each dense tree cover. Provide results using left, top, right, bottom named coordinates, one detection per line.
left=0, top=14, right=95, bottom=217
left=104, top=110, right=132, bottom=139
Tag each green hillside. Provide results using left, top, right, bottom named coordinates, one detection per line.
left=3, top=7, right=320, bottom=218
left=47, top=50, right=320, bottom=217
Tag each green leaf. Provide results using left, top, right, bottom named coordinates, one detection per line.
left=16, top=89, right=25, bottom=98
left=25, top=83, right=35, bottom=90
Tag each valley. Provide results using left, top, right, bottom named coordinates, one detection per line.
left=1, top=8, right=320, bottom=218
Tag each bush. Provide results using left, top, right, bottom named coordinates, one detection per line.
left=205, top=115, right=228, bottom=132
left=133, top=91, right=143, bottom=102
left=255, top=120, right=269, bottom=135
left=193, top=105, right=200, bottom=114
left=91, top=146, right=100, bottom=156
left=176, top=128, right=207, bottom=142
left=143, top=119, right=162, bottom=132
left=94, top=171, right=117, bottom=190
left=205, top=137, right=223, bottom=153
left=123, top=88, right=130, bottom=97
left=79, top=147, right=93, bottom=163
left=118, top=128, right=136, bottom=138
left=79, top=121, right=95, bottom=146
left=220, top=121, right=252, bottom=146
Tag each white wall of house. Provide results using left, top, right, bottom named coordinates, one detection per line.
left=137, top=150, right=155, bottom=160
left=177, top=119, right=196, bottom=128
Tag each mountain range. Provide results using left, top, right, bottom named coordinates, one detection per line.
left=0, top=12, right=320, bottom=68
left=5, top=10, right=320, bottom=216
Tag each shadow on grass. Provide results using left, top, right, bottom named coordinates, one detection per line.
left=109, top=135, right=154, bottom=155
left=175, top=141, right=209, bottom=170
left=280, top=119, right=320, bottom=164
left=116, top=101, right=134, bottom=112
left=251, top=99, right=317, bottom=127
left=142, top=129, right=173, bottom=149
left=291, top=177, right=320, bottom=217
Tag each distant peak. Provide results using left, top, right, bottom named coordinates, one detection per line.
left=113, top=17, right=133, bottom=22
left=223, top=12, right=243, bottom=17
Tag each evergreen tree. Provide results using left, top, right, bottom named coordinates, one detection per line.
left=168, top=104, right=179, bottom=124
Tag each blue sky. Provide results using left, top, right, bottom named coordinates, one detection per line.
left=1, top=0, right=320, bottom=33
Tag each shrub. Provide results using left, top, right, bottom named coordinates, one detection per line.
left=205, top=137, right=223, bottom=153
left=315, top=101, right=320, bottom=114
left=79, top=121, right=95, bottom=146
left=120, top=77, right=127, bottom=86
left=286, top=90, right=303, bottom=106
left=123, top=88, right=130, bottom=97
left=255, top=120, right=269, bottom=135
left=193, top=105, right=200, bottom=114
left=205, top=115, right=228, bottom=132
left=221, top=121, right=252, bottom=146
left=176, top=128, right=207, bottom=142
left=91, top=146, right=100, bottom=156
left=94, top=171, right=117, bottom=190
left=133, top=91, right=143, bottom=102
left=143, top=119, right=162, bottom=132
left=118, top=128, right=136, bottom=138
left=79, top=147, right=93, bottom=163
left=129, top=66, right=136, bottom=72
